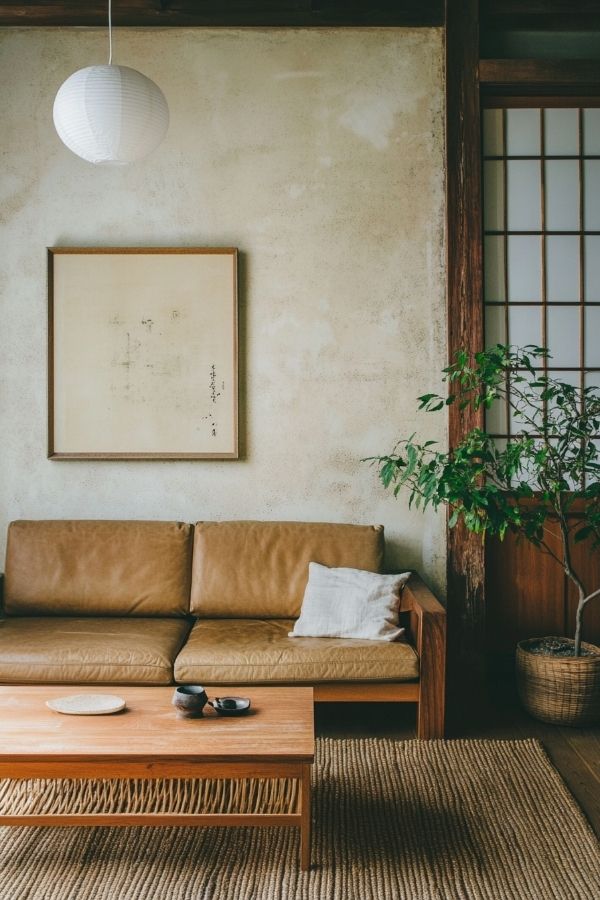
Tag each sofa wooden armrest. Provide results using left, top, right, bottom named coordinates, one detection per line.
left=294, top=574, right=446, bottom=740
left=401, top=574, right=446, bottom=739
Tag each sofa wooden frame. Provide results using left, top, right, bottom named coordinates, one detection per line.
left=0, top=573, right=446, bottom=740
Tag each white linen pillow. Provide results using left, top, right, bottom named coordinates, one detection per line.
left=289, top=562, right=411, bottom=642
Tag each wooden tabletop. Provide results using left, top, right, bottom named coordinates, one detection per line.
left=0, top=686, right=314, bottom=763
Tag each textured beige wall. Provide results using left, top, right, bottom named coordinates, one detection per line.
left=0, top=28, right=447, bottom=595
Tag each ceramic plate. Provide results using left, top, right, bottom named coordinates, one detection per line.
left=46, top=694, right=126, bottom=716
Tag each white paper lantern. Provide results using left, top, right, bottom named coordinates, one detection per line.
left=53, top=64, right=169, bottom=165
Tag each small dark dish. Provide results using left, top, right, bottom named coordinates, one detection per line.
left=209, top=696, right=251, bottom=716
left=172, top=685, right=208, bottom=719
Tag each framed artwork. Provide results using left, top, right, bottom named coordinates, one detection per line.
left=48, top=247, right=238, bottom=459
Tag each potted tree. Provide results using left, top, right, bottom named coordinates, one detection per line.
left=367, top=345, right=600, bottom=725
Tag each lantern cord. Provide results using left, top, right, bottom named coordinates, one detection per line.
left=108, top=0, right=113, bottom=65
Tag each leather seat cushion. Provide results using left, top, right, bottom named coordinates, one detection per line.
left=0, top=617, right=191, bottom=684
left=174, top=619, right=419, bottom=684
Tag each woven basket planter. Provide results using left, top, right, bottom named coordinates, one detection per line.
left=516, top=637, right=600, bottom=726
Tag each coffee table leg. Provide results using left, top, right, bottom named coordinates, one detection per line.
left=300, top=763, right=311, bottom=871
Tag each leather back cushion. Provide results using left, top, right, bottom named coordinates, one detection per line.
left=190, top=521, right=384, bottom=617
left=4, top=520, right=193, bottom=617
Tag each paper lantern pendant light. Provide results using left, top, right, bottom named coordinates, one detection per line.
left=53, top=65, right=169, bottom=165
left=53, top=1, right=168, bottom=165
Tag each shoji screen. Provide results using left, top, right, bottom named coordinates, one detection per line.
left=482, top=106, right=600, bottom=485
left=482, top=104, right=600, bottom=656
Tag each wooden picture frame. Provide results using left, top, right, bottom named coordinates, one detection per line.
left=48, top=247, right=238, bottom=459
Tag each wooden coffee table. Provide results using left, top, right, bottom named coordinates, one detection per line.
left=0, top=685, right=315, bottom=870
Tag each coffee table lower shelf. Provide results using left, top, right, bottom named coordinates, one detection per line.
left=0, top=762, right=312, bottom=871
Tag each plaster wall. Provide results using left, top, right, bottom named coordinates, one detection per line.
left=0, top=28, right=447, bottom=595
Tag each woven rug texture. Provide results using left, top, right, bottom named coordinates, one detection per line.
left=0, top=737, right=598, bottom=900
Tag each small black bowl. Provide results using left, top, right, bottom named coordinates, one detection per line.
left=172, top=685, right=208, bottom=719
left=209, top=696, right=251, bottom=716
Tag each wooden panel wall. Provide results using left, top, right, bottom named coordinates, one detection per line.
left=487, top=533, right=600, bottom=666
left=568, top=537, right=600, bottom=643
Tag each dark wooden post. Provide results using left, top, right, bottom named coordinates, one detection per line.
left=445, top=0, right=486, bottom=707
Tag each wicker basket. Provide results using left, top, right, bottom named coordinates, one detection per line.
left=516, top=637, right=600, bottom=726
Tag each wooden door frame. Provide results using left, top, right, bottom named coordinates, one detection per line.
left=445, top=0, right=485, bottom=687
left=445, top=0, right=600, bottom=684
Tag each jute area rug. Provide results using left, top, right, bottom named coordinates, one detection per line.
left=0, top=738, right=598, bottom=900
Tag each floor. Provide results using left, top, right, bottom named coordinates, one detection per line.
left=315, top=681, right=600, bottom=837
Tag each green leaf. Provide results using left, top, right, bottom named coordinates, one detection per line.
left=364, top=343, right=600, bottom=616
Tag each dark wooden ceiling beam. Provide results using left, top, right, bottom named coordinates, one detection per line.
left=479, top=59, right=600, bottom=86
left=0, top=1, right=444, bottom=27
left=481, top=1, right=600, bottom=32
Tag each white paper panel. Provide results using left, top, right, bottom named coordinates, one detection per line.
left=506, top=108, right=540, bottom=156
left=483, top=161, right=504, bottom=231
left=508, top=407, right=531, bottom=438
left=590, top=442, right=600, bottom=482
left=507, top=160, right=541, bottom=230
left=492, top=437, right=508, bottom=461
left=484, top=235, right=505, bottom=301
left=516, top=455, right=542, bottom=488
left=548, top=436, right=581, bottom=489
left=583, top=109, right=600, bottom=155
left=544, top=109, right=579, bottom=156
left=509, top=374, right=540, bottom=436
left=584, top=160, right=600, bottom=231
left=483, top=108, right=503, bottom=156
left=507, top=235, right=541, bottom=302
left=548, top=439, right=580, bottom=490
left=547, top=306, right=580, bottom=368
left=496, top=438, right=539, bottom=486
left=545, top=160, right=580, bottom=231
left=515, top=448, right=545, bottom=489
left=486, top=387, right=508, bottom=435
left=546, top=235, right=580, bottom=303
left=585, top=371, right=600, bottom=392
left=508, top=305, right=542, bottom=348
left=547, top=370, right=582, bottom=415
left=585, top=306, right=600, bottom=367
left=485, top=304, right=506, bottom=346
left=585, top=236, right=600, bottom=302
left=498, top=438, right=543, bottom=487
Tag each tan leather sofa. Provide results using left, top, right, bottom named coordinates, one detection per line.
left=0, top=519, right=446, bottom=738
